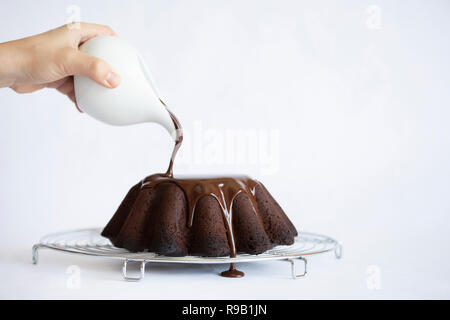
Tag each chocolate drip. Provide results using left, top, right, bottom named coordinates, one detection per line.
left=156, top=99, right=245, bottom=277
left=165, top=111, right=182, bottom=177
left=159, top=99, right=183, bottom=177
left=141, top=174, right=259, bottom=259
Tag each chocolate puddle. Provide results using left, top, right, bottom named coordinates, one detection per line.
left=220, top=263, right=245, bottom=278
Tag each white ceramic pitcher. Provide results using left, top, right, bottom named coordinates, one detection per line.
left=74, top=36, right=176, bottom=139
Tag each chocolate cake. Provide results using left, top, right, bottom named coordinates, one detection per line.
left=101, top=174, right=298, bottom=257
left=101, top=100, right=298, bottom=277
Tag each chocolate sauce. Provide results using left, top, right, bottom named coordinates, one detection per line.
left=158, top=99, right=246, bottom=277
left=165, top=110, right=183, bottom=177
left=160, top=99, right=183, bottom=177
left=220, top=263, right=245, bottom=278
left=141, top=174, right=259, bottom=259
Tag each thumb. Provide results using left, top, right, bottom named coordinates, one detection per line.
left=64, top=51, right=121, bottom=88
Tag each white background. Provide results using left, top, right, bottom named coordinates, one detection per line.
left=1, top=0, right=450, bottom=299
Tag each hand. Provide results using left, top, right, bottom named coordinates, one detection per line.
left=0, top=23, right=121, bottom=112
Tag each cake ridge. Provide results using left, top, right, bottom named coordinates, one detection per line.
left=139, top=174, right=262, bottom=257
left=102, top=174, right=298, bottom=258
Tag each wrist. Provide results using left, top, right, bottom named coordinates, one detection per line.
left=0, top=40, right=29, bottom=88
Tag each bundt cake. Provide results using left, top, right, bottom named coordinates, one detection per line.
left=101, top=174, right=298, bottom=257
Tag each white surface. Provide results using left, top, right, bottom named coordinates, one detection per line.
left=1, top=0, right=450, bottom=299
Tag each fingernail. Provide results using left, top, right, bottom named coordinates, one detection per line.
left=105, top=72, right=120, bottom=88
left=75, top=102, right=84, bottom=113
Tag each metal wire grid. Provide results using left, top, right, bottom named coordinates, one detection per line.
left=32, top=228, right=342, bottom=281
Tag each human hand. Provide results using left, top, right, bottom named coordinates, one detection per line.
left=0, top=23, right=121, bottom=112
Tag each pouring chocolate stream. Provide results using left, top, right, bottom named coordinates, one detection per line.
left=145, top=100, right=265, bottom=277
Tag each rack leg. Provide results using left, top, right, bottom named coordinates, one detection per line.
left=32, top=244, right=42, bottom=265
left=122, top=259, right=146, bottom=281
left=289, top=257, right=307, bottom=279
left=334, top=243, right=343, bottom=259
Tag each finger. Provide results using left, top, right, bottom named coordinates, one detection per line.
left=64, top=51, right=121, bottom=88
left=45, top=78, right=68, bottom=89
left=78, top=23, right=117, bottom=44
left=10, top=83, right=45, bottom=93
left=66, top=89, right=83, bottom=113
left=74, top=102, right=83, bottom=113
left=48, top=77, right=82, bottom=113
left=54, top=77, right=74, bottom=95
left=67, top=91, right=75, bottom=103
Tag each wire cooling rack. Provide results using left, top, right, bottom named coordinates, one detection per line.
left=32, top=228, right=342, bottom=281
